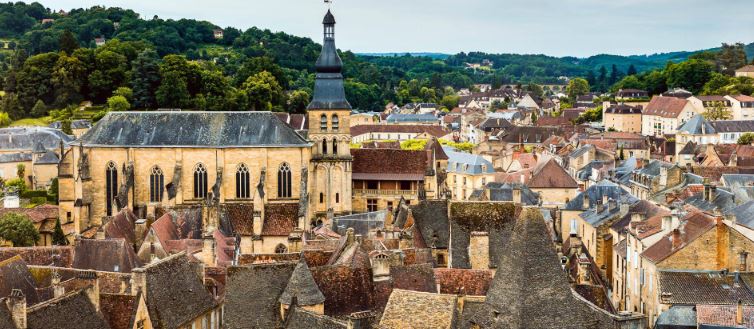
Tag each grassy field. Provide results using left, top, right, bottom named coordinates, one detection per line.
left=10, top=116, right=52, bottom=127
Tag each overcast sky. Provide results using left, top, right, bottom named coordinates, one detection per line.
left=33, top=0, right=754, bottom=57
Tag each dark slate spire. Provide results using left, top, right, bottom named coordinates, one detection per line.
left=308, top=9, right=351, bottom=110
left=278, top=259, right=326, bottom=306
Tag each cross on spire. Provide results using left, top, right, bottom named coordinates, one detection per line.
left=324, top=0, right=333, bottom=9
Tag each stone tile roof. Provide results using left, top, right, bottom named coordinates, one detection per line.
left=448, top=202, right=519, bottom=269
left=361, top=140, right=401, bottom=149
left=409, top=200, right=450, bottom=249
left=390, top=263, right=437, bottom=293
left=0, top=301, right=16, bottom=329
left=351, top=148, right=427, bottom=180
left=100, top=293, right=137, bottom=329
left=641, top=212, right=716, bottom=264
left=498, top=126, right=561, bottom=144
left=465, top=208, right=614, bottom=328
left=285, top=307, right=347, bottom=329
left=262, top=203, right=299, bottom=236
left=434, top=268, right=493, bottom=296
left=221, top=204, right=254, bottom=236
left=26, top=289, right=110, bottom=329
left=311, top=266, right=375, bottom=316
left=379, top=289, right=458, bottom=329
left=0, top=256, right=40, bottom=305
left=79, top=111, right=309, bottom=147
left=279, top=260, right=326, bottom=306
left=226, top=262, right=297, bottom=328
left=658, top=271, right=754, bottom=305
left=528, top=159, right=578, bottom=188
left=73, top=238, right=141, bottom=273
left=644, top=96, right=690, bottom=118
left=0, top=246, right=73, bottom=267
left=0, top=205, right=58, bottom=225
left=141, top=253, right=217, bottom=328
left=696, top=304, right=754, bottom=328
left=350, top=124, right=447, bottom=138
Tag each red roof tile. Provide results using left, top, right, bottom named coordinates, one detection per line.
left=641, top=211, right=716, bottom=263
left=644, top=96, right=690, bottom=118
left=528, top=159, right=578, bottom=188
left=261, top=203, right=299, bottom=236
left=351, top=149, right=427, bottom=180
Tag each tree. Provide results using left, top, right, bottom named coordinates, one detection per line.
left=107, top=95, right=131, bottom=111
left=114, top=87, right=133, bottom=102
left=4, top=178, right=26, bottom=194
left=611, top=75, right=644, bottom=93
left=531, top=111, right=538, bottom=123
left=0, top=112, right=11, bottom=127
left=51, top=54, right=86, bottom=107
left=241, top=71, right=284, bottom=111
left=400, top=139, right=428, bottom=151
left=156, top=71, right=190, bottom=108
left=609, top=64, right=622, bottom=85
left=702, top=101, right=733, bottom=121
left=0, top=213, right=39, bottom=247
left=566, top=78, right=590, bottom=102
left=31, top=99, right=47, bottom=117
left=739, top=133, right=754, bottom=145
left=88, top=50, right=128, bottom=102
left=0, top=93, right=23, bottom=119
left=618, top=146, right=625, bottom=160
left=627, top=64, right=638, bottom=76
left=52, top=218, right=67, bottom=245
left=235, top=57, right=288, bottom=88
left=716, top=43, right=748, bottom=76
left=58, top=30, right=79, bottom=55
left=526, top=83, right=544, bottom=98
left=61, top=119, right=72, bottom=135
left=287, top=90, right=310, bottom=114
left=666, top=59, right=715, bottom=94
left=16, top=164, right=25, bottom=179
left=440, top=94, right=460, bottom=111
left=131, top=49, right=161, bottom=109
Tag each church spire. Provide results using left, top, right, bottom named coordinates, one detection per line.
left=308, top=9, right=351, bottom=110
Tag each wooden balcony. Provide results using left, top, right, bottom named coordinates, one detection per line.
left=354, top=189, right=424, bottom=197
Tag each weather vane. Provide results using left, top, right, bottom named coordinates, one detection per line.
left=325, top=0, right=333, bottom=9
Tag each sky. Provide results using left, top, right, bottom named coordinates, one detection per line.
left=34, top=0, right=754, bottom=57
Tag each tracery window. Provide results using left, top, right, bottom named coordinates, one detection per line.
left=236, top=163, right=250, bottom=199
left=194, top=163, right=208, bottom=199
left=149, top=166, right=164, bottom=203
left=277, top=163, right=292, bottom=198
left=105, top=161, right=118, bottom=216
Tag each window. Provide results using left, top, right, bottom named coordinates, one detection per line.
left=236, top=164, right=250, bottom=199
left=366, top=181, right=378, bottom=189
left=367, top=199, right=378, bottom=212
left=335, top=193, right=340, bottom=203
left=277, top=163, right=292, bottom=198
left=150, top=166, right=164, bottom=203
left=320, top=192, right=324, bottom=204
left=387, top=201, right=393, bottom=211
left=275, top=244, right=288, bottom=254
left=320, top=114, right=328, bottom=131
left=106, top=161, right=118, bottom=216
left=66, top=212, right=72, bottom=223
left=400, top=181, right=411, bottom=191
left=332, top=139, right=338, bottom=155
left=332, top=114, right=339, bottom=130
left=194, top=163, right=208, bottom=199
left=322, top=139, right=328, bottom=155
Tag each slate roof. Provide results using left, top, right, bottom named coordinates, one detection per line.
left=644, top=96, right=690, bottom=118
left=0, top=152, right=32, bottom=163
left=565, top=180, right=630, bottom=210
left=79, top=111, right=309, bottom=147
left=728, top=201, right=754, bottom=230
left=0, top=127, right=74, bottom=151
left=445, top=148, right=494, bottom=175
left=379, top=289, right=458, bottom=329
left=350, top=124, right=447, bottom=138
left=484, top=182, right=540, bottom=205
left=0, top=256, right=40, bottom=305
left=655, top=305, right=697, bottom=327
left=279, top=260, right=326, bottom=306
left=683, top=188, right=737, bottom=214
left=72, top=238, right=141, bottom=273
left=26, top=289, right=110, bottom=329
left=711, top=120, right=754, bottom=133
left=385, top=113, right=438, bottom=124
left=35, top=151, right=59, bottom=164
left=410, top=200, right=450, bottom=249
left=226, top=262, right=297, bottom=328
left=351, top=148, right=427, bottom=180
left=658, top=270, right=754, bottom=305
left=49, top=119, right=92, bottom=130
left=309, top=10, right=351, bottom=110
left=465, top=208, right=614, bottom=328
left=528, top=159, right=578, bottom=188
left=141, top=253, right=217, bottom=329
left=678, top=114, right=716, bottom=134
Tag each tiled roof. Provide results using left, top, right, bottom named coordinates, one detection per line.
left=72, top=238, right=141, bottom=273
left=528, top=159, right=578, bottom=188
left=379, top=289, right=458, bottom=329
left=644, top=96, right=690, bottom=118
left=737, top=65, right=754, bottom=73
left=641, top=211, right=716, bottom=263
left=0, top=256, right=40, bottom=305
left=0, top=205, right=58, bottom=223
left=279, top=260, right=326, bottom=306
left=658, top=270, right=754, bottom=305
left=445, top=148, right=494, bottom=175
left=262, top=203, right=299, bottom=236
left=350, top=124, right=447, bottom=138
left=79, top=111, right=309, bottom=147
left=100, top=293, right=138, bottom=329
left=434, top=268, right=493, bottom=296
left=226, top=262, right=297, bottom=328
left=351, top=148, right=427, bottom=180
left=697, top=304, right=754, bottom=328
left=498, top=126, right=561, bottom=144
left=26, top=289, right=110, bottom=329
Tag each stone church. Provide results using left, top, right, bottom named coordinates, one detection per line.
left=58, top=9, right=353, bottom=253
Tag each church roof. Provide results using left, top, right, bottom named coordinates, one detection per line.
left=79, top=111, right=309, bottom=148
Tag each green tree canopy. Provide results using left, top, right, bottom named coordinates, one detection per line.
left=241, top=71, right=284, bottom=111
left=738, top=133, right=754, bottom=145
left=0, top=213, right=39, bottom=247
left=566, top=78, right=590, bottom=102
left=107, top=95, right=130, bottom=111
left=130, top=49, right=162, bottom=109
left=58, top=29, right=79, bottom=55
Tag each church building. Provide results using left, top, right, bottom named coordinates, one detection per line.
left=58, top=9, right=354, bottom=252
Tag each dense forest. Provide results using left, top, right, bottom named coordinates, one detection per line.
left=0, top=2, right=752, bottom=122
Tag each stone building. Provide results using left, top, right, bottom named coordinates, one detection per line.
left=0, top=127, right=71, bottom=190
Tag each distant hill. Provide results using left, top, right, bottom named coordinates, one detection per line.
left=357, top=52, right=451, bottom=60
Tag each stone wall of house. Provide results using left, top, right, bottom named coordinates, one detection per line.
left=469, top=232, right=490, bottom=270
left=532, top=187, right=577, bottom=206
left=658, top=226, right=719, bottom=271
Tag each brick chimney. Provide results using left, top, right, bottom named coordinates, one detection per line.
left=607, top=199, right=617, bottom=213
left=346, top=228, right=355, bottom=246
left=7, top=289, right=26, bottom=329
left=631, top=213, right=645, bottom=223
left=347, top=311, right=373, bottom=329
left=371, top=253, right=391, bottom=282
left=672, top=229, right=682, bottom=250
left=582, top=196, right=590, bottom=210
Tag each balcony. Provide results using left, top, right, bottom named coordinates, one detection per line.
left=354, top=189, right=421, bottom=197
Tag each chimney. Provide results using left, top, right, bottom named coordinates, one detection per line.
left=582, top=196, right=590, bottom=210
left=602, top=194, right=609, bottom=206
left=596, top=202, right=605, bottom=214
left=371, top=253, right=391, bottom=282
left=739, top=252, right=749, bottom=272
left=672, top=229, right=682, bottom=250
left=520, top=172, right=526, bottom=185
left=578, top=254, right=591, bottom=284
left=347, top=311, right=372, bottom=329
left=619, top=203, right=630, bottom=217
left=131, top=268, right=147, bottom=299
left=202, top=233, right=216, bottom=267
left=738, top=299, right=744, bottom=325
left=7, top=289, right=26, bottom=329
left=631, top=213, right=646, bottom=223
left=346, top=228, right=355, bottom=245
left=512, top=188, right=522, bottom=204
left=662, top=216, right=672, bottom=232
left=710, top=185, right=717, bottom=202
left=51, top=271, right=64, bottom=299
left=607, top=199, right=617, bottom=213
left=469, top=232, right=490, bottom=270
left=703, top=179, right=712, bottom=202
left=135, top=217, right=148, bottom=246
left=78, top=271, right=100, bottom=312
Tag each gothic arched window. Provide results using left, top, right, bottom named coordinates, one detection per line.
left=105, top=161, right=118, bottom=216
left=320, top=114, right=328, bottom=131
left=275, top=244, right=288, bottom=254
left=277, top=163, right=292, bottom=198
left=322, top=139, right=328, bottom=155
left=332, top=139, right=338, bottom=155
left=194, top=163, right=208, bottom=199
left=332, top=114, right=339, bottom=130
left=236, top=163, right=250, bottom=199
left=149, top=166, right=164, bottom=203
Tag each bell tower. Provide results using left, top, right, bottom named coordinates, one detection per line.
left=307, top=8, right=353, bottom=225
